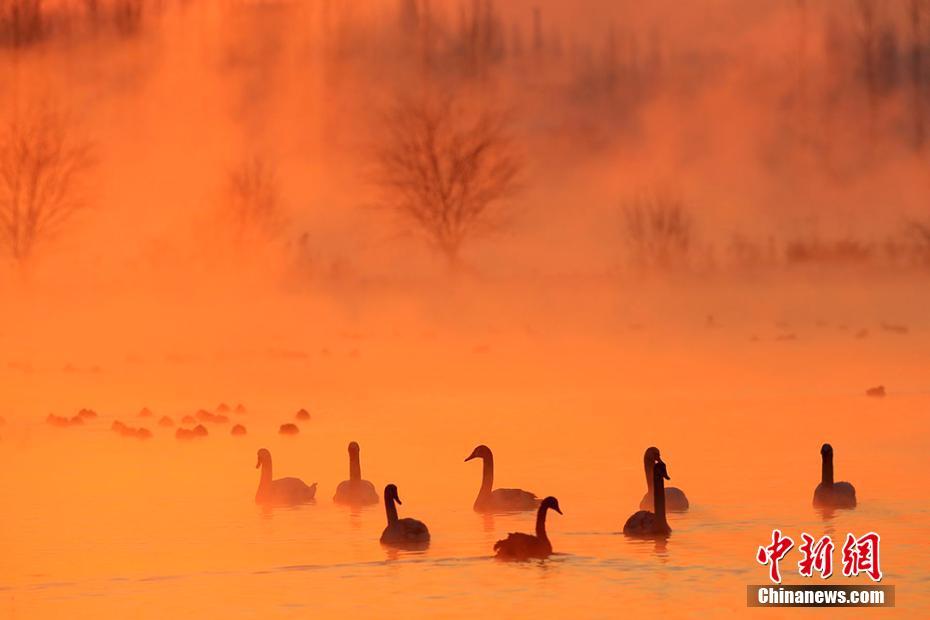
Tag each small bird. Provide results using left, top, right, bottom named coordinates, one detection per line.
left=493, top=496, right=562, bottom=560
left=333, top=441, right=379, bottom=505
left=465, top=445, right=538, bottom=512
left=813, top=443, right=856, bottom=509
left=624, top=458, right=672, bottom=538
left=254, top=448, right=317, bottom=506
left=639, top=447, right=689, bottom=512
left=379, top=484, right=430, bottom=548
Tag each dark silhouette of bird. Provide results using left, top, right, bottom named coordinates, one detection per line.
left=254, top=448, right=316, bottom=505
left=333, top=442, right=378, bottom=505
left=493, top=496, right=562, bottom=560
left=379, top=484, right=429, bottom=547
left=279, top=423, right=299, bottom=435
left=465, top=445, right=538, bottom=512
left=639, top=447, right=689, bottom=512
left=813, top=443, right=856, bottom=509
left=624, top=458, right=672, bottom=537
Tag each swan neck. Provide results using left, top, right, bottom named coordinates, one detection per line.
left=535, top=504, right=548, bottom=541
left=822, top=452, right=834, bottom=486
left=349, top=452, right=361, bottom=482
left=653, top=470, right=668, bottom=528
left=259, top=459, right=272, bottom=489
left=644, top=456, right=654, bottom=492
left=478, top=455, right=494, bottom=496
left=385, top=495, right=399, bottom=524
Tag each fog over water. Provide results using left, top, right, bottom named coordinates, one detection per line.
left=2, top=1, right=930, bottom=618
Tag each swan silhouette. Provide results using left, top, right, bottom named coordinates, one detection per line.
left=465, top=445, right=538, bottom=512
left=379, top=484, right=430, bottom=547
left=333, top=441, right=379, bottom=505
left=813, top=443, right=856, bottom=509
left=493, top=496, right=562, bottom=560
left=639, top=447, right=689, bottom=512
left=255, top=448, right=317, bottom=506
left=624, top=458, right=672, bottom=537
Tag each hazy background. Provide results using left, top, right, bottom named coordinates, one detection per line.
left=3, top=4, right=930, bottom=617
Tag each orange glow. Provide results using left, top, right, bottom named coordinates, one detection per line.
left=2, top=1, right=929, bottom=618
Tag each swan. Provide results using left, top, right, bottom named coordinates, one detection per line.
left=813, top=443, right=856, bottom=509
left=639, top=447, right=689, bottom=512
left=333, top=442, right=379, bottom=505
left=624, top=458, right=672, bottom=537
left=379, top=484, right=430, bottom=547
left=255, top=448, right=317, bottom=506
left=279, top=423, right=300, bottom=435
left=493, top=496, right=562, bottom=560
left=465, top=445, right=538, bottom=512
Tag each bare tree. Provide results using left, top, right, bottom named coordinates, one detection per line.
left=855, top=0, right=880, bottom=143
left=375, top=94, right=520, bottom=268
left=223, top=156, right=283, bottom=245
left=622, top=191, right=693, bottom=271
left=910, top=0, right=928, bottom=149
left=906, top=218, right=930, bottom=265
left=0, top=0, right=43, bottom=48
left=0, top=109, right=91, bottom=264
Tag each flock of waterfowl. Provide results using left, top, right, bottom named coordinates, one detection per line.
left=43, top=404, right=313, bottom=440
left=254, top=441, right=857, bottom=561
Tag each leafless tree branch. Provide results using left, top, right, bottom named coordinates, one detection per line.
left=374, top=93, right=520, bottom=268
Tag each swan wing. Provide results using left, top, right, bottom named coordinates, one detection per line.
left=399, top=518, right=430, bottom=541
left=494, top=532, right=549, bottom=559
left=813, top=482, right=857, bottom=509
left=665, top=487, right=690, bottom=511
left=623, top=510, right=656, bottom=535
left=640, top=487, right=689, bottom=511
left=490, top=488, right=539, bottom=511
left=271, top=477, right=316, bottom=503
left=334, top=479, right=379, bottom=504
left=381, top=518, right=430, bottom=545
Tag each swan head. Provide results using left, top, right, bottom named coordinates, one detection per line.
left=256, top=448, right=271, bottom=468
left=541, top=496, right=562, bottom=515
left=821, top=443, right=833, bottom=456
left=465, top=444, right=492, bottom=462
left=644, top=446, right=660, bottom=463
left=348, top=441, right=360, bottom=454
left=384, top=483, right=402, bottom=504
left=654, top=458, right=670, bottom=481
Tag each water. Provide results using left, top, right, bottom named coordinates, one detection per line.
left=2, top=290, right=929, bottom=618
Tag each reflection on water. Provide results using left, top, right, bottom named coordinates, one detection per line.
left=2, top=323, right=930, bottom=617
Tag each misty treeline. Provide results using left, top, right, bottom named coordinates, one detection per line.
left=3, top=0, right=930, bottom=275
left=620, top=190, right=930, bottom=274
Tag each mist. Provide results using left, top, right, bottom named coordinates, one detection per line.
left=1, top=0, right=929, bottom=420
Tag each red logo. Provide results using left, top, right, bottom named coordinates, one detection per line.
left=798, top=533, right=834, bottom=579
left=756, top=529, right=794, bottom=584
left=841, top=532, right=883, bottom=582
left=757, top=530, right=883, bottom=583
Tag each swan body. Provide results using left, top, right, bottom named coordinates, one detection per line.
left=639, top=447, right=689, bottom=512
left=640, top=487, right=689, bottom=511
left=333, top=442, right=379, bottom=505
left=624, top=458, right=672, bottom=538
left=494, top=496, right=562, bottom=560
left=255, top=448, right=317, bottom=506
left=812, top=443, right=856, bottom=509
left=379, top=484, right=430, bottom=547
left=465, top=445, right=539, bottom=512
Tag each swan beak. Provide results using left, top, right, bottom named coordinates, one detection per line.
left=255, top=459, right=260, bottom=469
left=464, top=451, right=477, bottom=462
left=554, top=507, right=563, bottom=515
left=395, top=496, right=402, bottom=505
